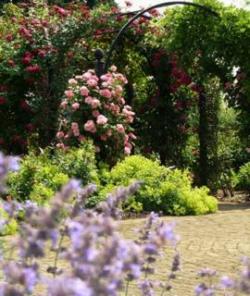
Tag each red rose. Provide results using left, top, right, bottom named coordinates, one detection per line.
left=19, top=27, right=32, bottom=39
left=25, top=64, right=41, bottom=73
left=0, top=96, right=6, bottom=105
left=5, top=34, right=13, bottom=42
left=25, top=123, right=35, bottom=132
left=20, top=100, right=30, bottom=111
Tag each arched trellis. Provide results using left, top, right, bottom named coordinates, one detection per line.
left=104, top=1, right=219, bottom=71
left=94, top=1, right=219, bottom=186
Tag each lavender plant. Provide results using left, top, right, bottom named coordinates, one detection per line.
left=0, top=152, right=180, bottom=296
left=1, top=151, right=250, bottom=296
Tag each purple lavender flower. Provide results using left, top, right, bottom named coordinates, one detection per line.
left=138, top=280, right=154, bottom=296
left=220, top=275, right=234, bottom=289
left=198, top=268, right=217, bottom=277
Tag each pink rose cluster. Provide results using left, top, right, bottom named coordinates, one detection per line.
left=57, top=67, right=136, bottom=159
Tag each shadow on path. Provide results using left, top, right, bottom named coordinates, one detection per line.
left=219, top=202, right=250, bottom=212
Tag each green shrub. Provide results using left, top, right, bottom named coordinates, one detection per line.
left=54, top=141, right=99, bottom=185
left=7, top=142, right=98, bottom=204
left=237, top=162, right=250, bottom=191
left=0, top=206, right=18, bottom=236
left=96, top=155, right=218, bottom=215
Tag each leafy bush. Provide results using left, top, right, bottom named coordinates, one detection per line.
left=237, top=162, right=250, bottom=191
left=8, top=152, right=69, bottom=204
left=54, top=141, right=99, bottom=185
left=0, top=206, right=18, bottom=236
left=96, top=155, right=218, bottom=215
left=7, top=142, right=98, bottom=203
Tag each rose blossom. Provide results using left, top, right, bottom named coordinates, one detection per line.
left=82, top=71, right=92, bottom=80
left=114, top=85, right=123, bottom=97
left=106, top=129, right=112, bottom=137
left=80, top=86, right=89, bottom=97
left=78, top=135, right=86, bottom=142
left=100, top=135, right=108, bottom=141
left=85, top=96, right=93, bottom=104
left=65, top=90, right=74, bottom=99
left=84, top=120, right=96, bottom=133
left=60, top=100, right=68, bottom=108
left=110, top=65, right=117, bottom=72
left=100, top=89, right=112, bottom=99
left=96, top=115, right=108, bottom=125
left=56, top=131, right=64, bottom=139
left=129, top=132, right=137, bottom=140
left=68, top=78, right=78, bottom=85
left=124, top=146, right=131, bottom=155
left=87, top=79, right=98, bottom=87
left=92, top=110, right=100, bottom=118
left=90, top=99, right=101, bottom=109
left=72, top=102, right=80, bottom=111
left=116, top=124, right=125, bottom=134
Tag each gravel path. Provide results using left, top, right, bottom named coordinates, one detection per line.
left=120, top=203, right=250, bottom=295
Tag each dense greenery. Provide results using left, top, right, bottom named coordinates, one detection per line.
left=7, top=142, right=98, bottom=204
left=0, top=0, right=249, bottom=217
left=94, top=155, right=218, bottom=215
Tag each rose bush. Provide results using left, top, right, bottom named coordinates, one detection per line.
left=57, top=67, right=136, bottom=164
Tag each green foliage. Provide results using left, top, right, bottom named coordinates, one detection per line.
left=0, top=206, right=18, bottom=236
left=96, top=155, right=218, bottom=215
left=8, top=152, right=69, bottom=204
left=7, top=142, right=98, bottom=204
left=237, top=162, right=250, bottom=191
left=54, top=141, right=99, bottom=185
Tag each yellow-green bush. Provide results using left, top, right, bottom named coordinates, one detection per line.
left=0, top=206, right=18, bottom=236
left=7, top=142, right=98, bottom=204
left=96, top=155, right=217, bottom=215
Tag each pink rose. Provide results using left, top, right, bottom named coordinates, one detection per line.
left=84, top=120, right=96, bottom=133
left=60, top=100, right=68, bottom=109
left=110, top=65, right=117, bottom=72
left=116, top=124, right=125, bottom=134
left=106, top=129, right=112, bottom=137
left=90, top=99, right=101, bottom=109
left=83, top=72, right=92, bottom=80
left=56, top=131, right=64, bottom=139
left=72, top=102, right=80, bottom=110
left=119, top=97, right=125, bottom=105
left=100, top=89, right=112, bottom=99
left=100, top=73, right=112, bottom=81
left=92, top=110, right=100, bottom=118
left=114, top=85, right=123, bottom=97
left=85, top=96, right=93, bottom=104
left=56, top=143, right=65, bottom=149
left=129, top=132, right=137, bottom=140
left=100, top=135, right=108, bottom=141
left=65, top=90, right=74, bottom=99
left=80, top=86, right=89, bottom=97
left=68, top=78, right=78, bottom=85
left=87, top=79, right=98, bottom=87
left=96, top=115, right=108, bottom=125
left=124, top=146, right=131, bottom=155
left=110, top=103, right=120, bottom=114
left=78, top=135, right=86, bottom=142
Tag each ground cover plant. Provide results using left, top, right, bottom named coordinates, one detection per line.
left=94, top=155, right=218, bottom=215
left=7, top=141, right=98, bottom=204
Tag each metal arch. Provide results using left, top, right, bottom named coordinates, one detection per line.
left=104, top=1, right=219, bottom=71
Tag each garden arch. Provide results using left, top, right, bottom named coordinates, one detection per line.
left=95, top=1, right=219, bottom=186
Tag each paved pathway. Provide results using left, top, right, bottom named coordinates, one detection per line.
left=120, top=203, right=250, bottom=295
